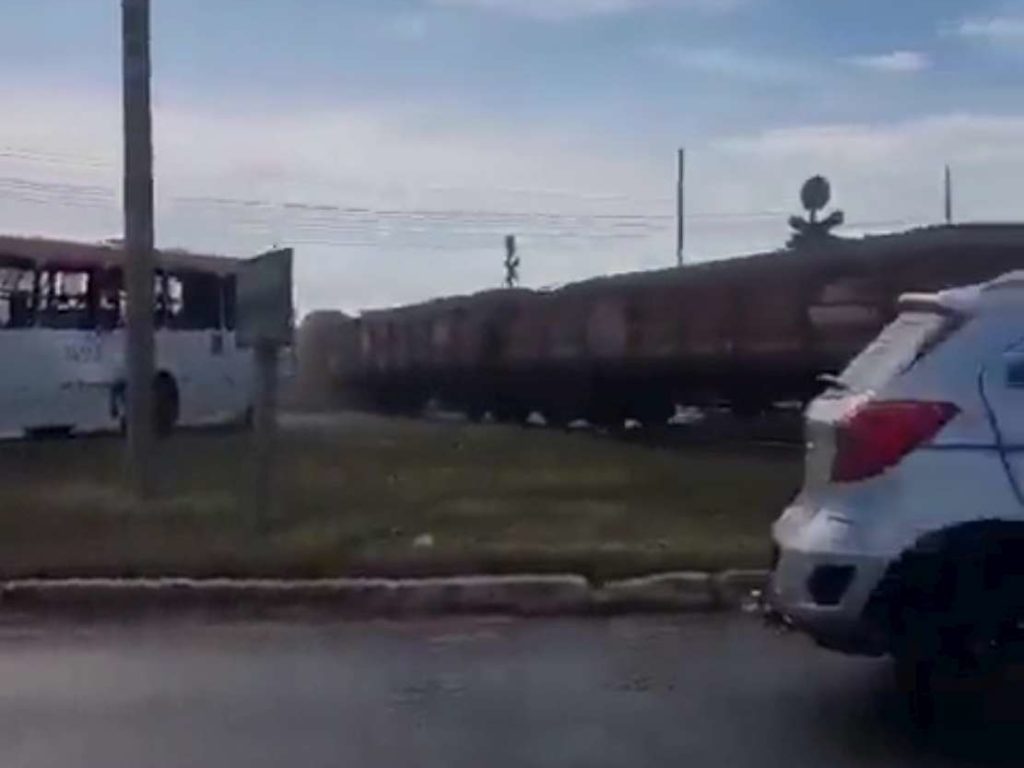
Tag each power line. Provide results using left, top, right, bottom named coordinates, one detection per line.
left=173, top=193, right=791, bottom=223
left=0, top=146, right=112, bottom=169
left=0, top=184, right=935, bottom=240
left=0, top=171, right=945, bottom=254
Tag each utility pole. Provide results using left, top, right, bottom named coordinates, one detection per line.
left=676, top=148, right=685, bottom=267
left=122, top=0, right=156, bottom=497
left=944, top=164, right=953, bottom=225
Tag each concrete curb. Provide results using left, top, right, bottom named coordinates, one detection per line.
left=711, top=570, right=770, bottom=609
left=0, top=571, right=770, bottom=618
left=593, top=572, right=716, bottom=613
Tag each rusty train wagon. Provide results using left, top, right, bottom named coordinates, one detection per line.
left=292, top=310, right=356, bottom=409
left=321, top=224, right=1024, bottom=424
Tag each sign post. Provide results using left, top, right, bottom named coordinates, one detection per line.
left=237, top=248, right=294, bottom=522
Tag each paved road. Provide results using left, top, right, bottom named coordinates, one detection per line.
left=0, top=614, right=1020, bottom=767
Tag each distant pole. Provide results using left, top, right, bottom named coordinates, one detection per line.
left=676, top=148, right=685, bottom=267
left=944, top=164, right=953, bottom=224
left=122, top=0, right=156, bottom=497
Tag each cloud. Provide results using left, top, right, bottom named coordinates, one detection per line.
left=712, top=114, right=1024, bottom=236
left=846, top=50, right=930, bottom=73
left=5, top=85, right=1024, bottom=313
left=718, top=114, right=1024, bottom=163
left=0, top=88, right=674, bottom=311
left=650, top=46, right=808, bottom=83
left=956, top=15, right=1024, bottom=43
left=428, top=0, right=741, bottom=22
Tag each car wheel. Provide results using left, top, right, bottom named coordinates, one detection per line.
left=887, top=540, right=1022, bottom=723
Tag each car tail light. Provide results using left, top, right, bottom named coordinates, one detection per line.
left=831, top=400, right=959, bottom=483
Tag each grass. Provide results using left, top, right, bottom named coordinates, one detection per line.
left=0, top=413, right=802, bottom=581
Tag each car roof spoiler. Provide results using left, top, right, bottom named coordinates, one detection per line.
left=898, top=289, right=976, bottom=318
left=899, top=271, right=1024, bottom=317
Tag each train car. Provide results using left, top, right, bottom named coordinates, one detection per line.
left=293, top=310, right=354, bottom=409
left=344, top=289, right=537, bottom=415
left=322, top=223, right=1024, bottom=424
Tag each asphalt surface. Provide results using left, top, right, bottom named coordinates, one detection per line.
left=0, top=614, right=1021, bottom=768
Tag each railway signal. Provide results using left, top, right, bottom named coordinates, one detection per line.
left=789, top=176, right=844, bottom=248
left=504, top=234, right=520, bottom=288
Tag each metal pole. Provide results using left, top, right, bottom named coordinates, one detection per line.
left=252, top=341, right=279, bottom=522
left=676, top=148, right=685, bottom=267
left=944, top=164, right=953, bottom=225
left=122, top=0, right=156, bottom=497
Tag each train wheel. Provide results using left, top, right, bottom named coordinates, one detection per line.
left=396, top=394, right=426, bottom=417
left=542, top=406, right=575, bottom=430
left=632, top=399, right=674, bottom=427
left=494, top=401, right=529, bottom=424
left=732, top=397, right=770, bottom=421
left=587, top=401, right=628, bottom=430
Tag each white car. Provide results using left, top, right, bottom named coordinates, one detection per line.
left=769, top=271, right=1024, bottom=670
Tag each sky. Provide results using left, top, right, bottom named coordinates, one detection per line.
left=1, top=0, right=1024, bottom=314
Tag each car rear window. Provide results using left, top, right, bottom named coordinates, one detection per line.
left=837, top=311, right=953, bottom=392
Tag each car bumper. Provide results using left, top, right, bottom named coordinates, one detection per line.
left=768, top=502, right=893, bottom=656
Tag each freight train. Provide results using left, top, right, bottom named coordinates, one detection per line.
left=299, top=224, right=1024, bottom=425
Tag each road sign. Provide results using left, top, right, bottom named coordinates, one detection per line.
left=801, top=175, right=831, bottom=215
left=237, top=248, right=293, bottom=348
left=237, top=247, right=293, bottom=524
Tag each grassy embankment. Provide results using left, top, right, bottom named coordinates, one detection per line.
left=0, top=414, right=801, bottom=580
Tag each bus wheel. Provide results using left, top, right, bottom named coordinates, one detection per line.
left=111, top=381, right=127, bottom=435
left=153, top=374, right=179, bottom=437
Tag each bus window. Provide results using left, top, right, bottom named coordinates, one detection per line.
left=94, top=268, right=165, bottom=331
left=166, top=275, right=185, bottom=321
left=38, top=268, right=93, bottom=329
left=0, top=259, right=35, bottom=329
left=222, top=275, right=237, bottom=331
left=154, top=271, right=174, bottom=328
left=96, top=268, right=124, bottom=330
left=168, top=271, right=221, bottom=330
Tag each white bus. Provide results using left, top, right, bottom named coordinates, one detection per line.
left=0, top=235, right=253, bottom=438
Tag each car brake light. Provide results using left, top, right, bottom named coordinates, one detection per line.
left=831, top=400, right=959, bottom=483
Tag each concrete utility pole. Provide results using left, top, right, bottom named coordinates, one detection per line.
left=676, top=148, right=685, bottom=267
left=122, top=0, right=156, bottom=497
left=944, top=164, right=953, bottom=225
